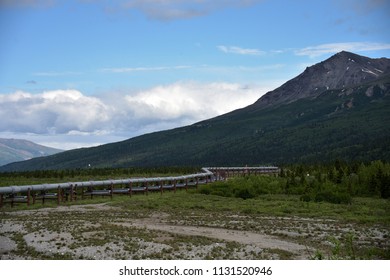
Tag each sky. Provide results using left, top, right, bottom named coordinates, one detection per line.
left=0, top=0, right=389, bottom=150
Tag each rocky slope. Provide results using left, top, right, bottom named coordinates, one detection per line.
left=255, top=51, right=390, bottom=107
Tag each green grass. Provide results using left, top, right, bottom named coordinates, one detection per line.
left=3, top=188, right=388, bottom=225
left=102, top=190, right=390, bottom=225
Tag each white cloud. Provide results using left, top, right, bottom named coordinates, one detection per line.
left=124, top=81, right=261, bottom=121
left=0, top=89, right=111, bottom=134
left=101, top=65, right=191, bottom=73
left=217, top=45, right=265, bottom=56
left=0, top=82, right=271, bottom=148
left=295, top=42, right=390, bottom=57
left=119, top=81, right=268, bottom=136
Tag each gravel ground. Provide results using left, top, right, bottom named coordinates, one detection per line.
left=0, top=203, right=388, bottom=260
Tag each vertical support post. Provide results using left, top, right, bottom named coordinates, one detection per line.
left=70, top=185, right=74, bottom=202
left=174, top=180, right=177, bottom=193
left=64, top=187, right=68, bottom=202
left=196, top=177, right=199, bottom=190
left=42, top=191, right=45, bottom=205
left=32, top=192, right=36, bottom=205
left=27, top=188, right=31, bottom=206
left=185, top=178, right=188, bottom=192
left=129, top=182, right=132, bottom=197
left=110, top=184, right=113, bottom=200
left=57, top=186, right=61, bottom=205
left=81, top=185, right=85, bottom=200
left=61, top=187, right=65, bottom=202
left=145, top=181, right=148, bottom=196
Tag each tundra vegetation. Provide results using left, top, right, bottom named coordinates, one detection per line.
left=0, top=161, right=389, bottom=260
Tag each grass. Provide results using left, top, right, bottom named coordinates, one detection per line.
left=2, top=189, right=389, bottom=224
left=107, top=191, right=390, bottom=225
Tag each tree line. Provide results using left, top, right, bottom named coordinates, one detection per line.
left=199, top=160, right=390, bottom=203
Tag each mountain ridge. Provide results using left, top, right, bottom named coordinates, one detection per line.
left=1, top=51, right=389, bottom=171
left=254, top=51, right=390, bottom=108
left=0, top=138, right=63, bottom=167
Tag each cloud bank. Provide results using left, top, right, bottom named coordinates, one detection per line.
left=0, top=90, right=111, bottom=135
left=0, top=82, right=268, bottom=149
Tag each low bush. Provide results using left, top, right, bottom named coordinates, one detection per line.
left=314, top=190, right=352, bottom=204
left=201, top=173, right=354, bottom=204
left=199, top=175, right=285, bottom=199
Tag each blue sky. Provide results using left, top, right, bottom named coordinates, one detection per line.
left=0, top=0, right=389, bottom=150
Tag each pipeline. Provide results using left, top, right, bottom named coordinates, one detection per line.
left=0, top=166, right=279, bottom=207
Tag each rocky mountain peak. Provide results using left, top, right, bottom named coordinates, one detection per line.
left=255, top=51, right=390, bottom=108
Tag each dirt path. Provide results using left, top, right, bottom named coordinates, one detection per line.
left=118, top=220, right=311, bottom=258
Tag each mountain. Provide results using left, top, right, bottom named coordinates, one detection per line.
left=0, top=138, right=63, bottom=167
left=255, top=51, right=390, bottom=108
left=1, top=51, right=389, bottom=171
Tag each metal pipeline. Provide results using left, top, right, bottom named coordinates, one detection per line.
left=0, top=166, right=278, bottom=195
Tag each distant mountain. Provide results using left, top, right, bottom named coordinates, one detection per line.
left=255, top=51, right=390, bottom=108
left=0, top=138, right=63, bottom=167
left=1, top=51, right=389, bottom=171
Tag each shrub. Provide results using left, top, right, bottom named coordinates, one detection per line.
left=198, top=182, right=233, bottom=197
left=300, top=194, right=311, bottom=202
left=198, top=185, right=212, bottom=195
left=314, top=190, right=351, bottom=204
left=234, top=187, right=256, bottom=200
